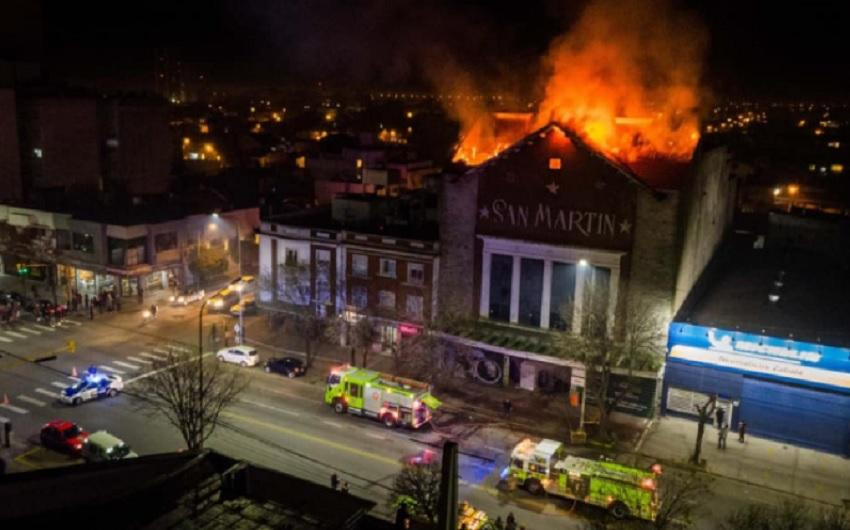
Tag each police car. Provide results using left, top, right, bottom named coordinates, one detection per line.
left=61, top=369, right=124, bottom=406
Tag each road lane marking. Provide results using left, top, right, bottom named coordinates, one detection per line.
left=33, top=324, right=56, bottom=332
left=0, top=335, right=12, bottom=342
left=222, top=411, right=401, bottom=467
left=168, top=344, right=192, bottom=353
left=68, top=376, right=80, bottom=381
left=51, top=381, right=68, bottom=388
left=18, top=326, right=41, bottom=335
left=0, top=403, right=28, bottom=414
left=35, top=388, right=59, bottom=399
left=113, top=361, right=140, bottom=370
left=5, top=331, right=27, bottom=339
left=139, top=352, right=167, bottom=361
left=62, top=319, right=83, bottom=326
left=17, top=395, right=46, bottom=406
left=127, top=356, right=152, bottom=364
left=124, top=352, right=213, bottom=385
left=152, top=347, right=173, bottom=354
left=99, top=365, right=125, bottom=374
left=238, top=399, right=300, bottom=416
left=320, top=419, right=343, bottom=428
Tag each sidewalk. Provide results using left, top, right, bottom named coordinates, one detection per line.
left=637, top=415, right=850, bottom=507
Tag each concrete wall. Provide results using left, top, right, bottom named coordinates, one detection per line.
left=437, top=171, right=479, bottom=318
left=673, top=146, right=735, bottom=312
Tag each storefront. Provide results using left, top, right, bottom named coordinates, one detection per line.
left=663, top=322, right=850, bottom=455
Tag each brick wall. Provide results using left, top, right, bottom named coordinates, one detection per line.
left=628, top=188, right=680, bottom=331
left=437, top=171, right=479, bottom=318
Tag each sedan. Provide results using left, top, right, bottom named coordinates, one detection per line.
left=216, top=345, right=260, bottom=367
left=264, top=357, right=305, bottom=378
left=40, top=420, right=89, bottom=455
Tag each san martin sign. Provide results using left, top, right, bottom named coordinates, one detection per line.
left=479, top=199, right=632, bottom=239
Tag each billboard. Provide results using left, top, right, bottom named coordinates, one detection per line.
left=668, top=323, right=850, bottom=393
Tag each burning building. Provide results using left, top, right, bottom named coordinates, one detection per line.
left=436, top=119, right=734, bottom=404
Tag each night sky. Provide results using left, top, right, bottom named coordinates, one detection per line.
left=15, top=0, right=850, bottom=101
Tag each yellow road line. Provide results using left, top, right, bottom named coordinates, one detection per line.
left=13, top=446, right=41, bottom=468
left=221, top=411, right=402, bottom=467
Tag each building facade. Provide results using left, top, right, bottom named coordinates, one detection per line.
left=438, top=124, right=686, bottom=393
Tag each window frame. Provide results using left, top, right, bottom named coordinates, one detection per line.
left=407, top=262, right=425, bottom=285
left=351, top=253, right=369, bottom=278
left=379, top=258, right=397, bottom=278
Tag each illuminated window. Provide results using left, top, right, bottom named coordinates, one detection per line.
left=406, top=295, right=423, bottom=320
left=831, top=164, right=844, bottom=174
left=549, top=158, right=562, bottom=170
left=379, top=259, right=397, bottom=278
left=407, top=263, right=425, bottom=285
left=295, top=156, right=306, bottom=169
left=356, top=158, right=363, bottom=169
left=199, top=123, right=209, bottom=134
left=33, top=148, right=43, bottom=159
left=378, top=290, right=396, bottom=309
left=352, top=254, right=368, bottom=277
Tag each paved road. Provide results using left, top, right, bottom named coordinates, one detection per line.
left=0, top=303, right=830, bottom=529
left=0, top=304, right=588, bottom=529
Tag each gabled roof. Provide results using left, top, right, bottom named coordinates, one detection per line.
left=468, top=122, right=689, bottom=193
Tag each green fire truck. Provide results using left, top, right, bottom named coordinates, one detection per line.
left=324, top=366, right=442, bottom=429
left=506, top=438, right=661, bottom=520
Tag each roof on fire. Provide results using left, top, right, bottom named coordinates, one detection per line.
left=467, top=122, right=691, bottom=192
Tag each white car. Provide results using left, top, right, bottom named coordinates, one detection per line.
left=60, top=372, right=124, bottom=406
left=216, top=345, right=260, bottom=367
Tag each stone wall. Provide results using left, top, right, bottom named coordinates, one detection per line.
left=437, top=170, right=479, bottom=318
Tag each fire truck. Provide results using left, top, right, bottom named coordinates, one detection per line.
left=506, top=438, right=661, bottom=520
left=324, top=366, right=441, bottom=429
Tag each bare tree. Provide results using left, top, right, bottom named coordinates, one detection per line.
left=652, top=469, right=713, bottom=529
left=137, top=349, right=247, bottom=451
left=347, top=313, right=380, bottom=367
left=690, top=394, right=716, bottom=465
left=390, top=462, right=442, bottom=524
left=554, top=288, right=664, bottom=441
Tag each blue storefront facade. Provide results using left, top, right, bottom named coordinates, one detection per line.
left=663, top=322, right=850, bottom=455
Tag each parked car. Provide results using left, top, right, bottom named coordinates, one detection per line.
left=216, top=345, right=260, bottom=367
left=81, top=430, right=137, bottom=462
left=264, top=356, right=305, bottom=378
left=169, top=288, right=205, bottom=306
left=40, top=420, right=89, bottom=455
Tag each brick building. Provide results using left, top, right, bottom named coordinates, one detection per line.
left=438, top=123, right=708, bottom=394
left=258, top=192, right=439, bottom=345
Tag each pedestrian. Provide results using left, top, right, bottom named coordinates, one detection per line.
left=738, top=421, right=747, bottom=443
left=137, top=286, right=143, bottom=305
left=502, top=399, right=512, bottom=418
left=506, top=512, right=517, bottom=530
left=340, top=481, right=349, bottom=494
left=89, top=303, right=94, bottom=321
left=718, top=423, right=728, bottom=450
left=210, top=323, right=219, bottom=344
left=84, top=293, right=89, bottom=309
left=715, top=406, right=725, bottom=428
left=330, top=473, right=339, bottom=490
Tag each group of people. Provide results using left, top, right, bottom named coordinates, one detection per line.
left=69, top=289, right=122, bottom=320
left=716, top=406, right=748, bottom=450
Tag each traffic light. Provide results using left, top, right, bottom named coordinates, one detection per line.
left=16, top=264, right=29, bottom=276
left=66, top=340, right=76, bottom=353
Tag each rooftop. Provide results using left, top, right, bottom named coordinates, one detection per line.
left=0, top=450, right=380, bottom=529
left=676, top=230, right=850, bottom=348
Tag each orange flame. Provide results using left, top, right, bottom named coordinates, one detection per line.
left=450, top=0, right=707, bottom=165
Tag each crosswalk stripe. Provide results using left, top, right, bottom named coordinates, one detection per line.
left=0, top=403, right=28, bottom=414
left=68, top=376, right=80, bottom=382
left=0, top=335, right=12, bottom=342
left=113, top=361, right=140, bottom=370
left=17, top=395, right=46, bottom=407
left=62, top=319, right=83, bottom=326
left=35, top=388, right=59, bottom=399
left=51, top=381, right=68, bottom=388
left=127, top=356, right=152, bottom=364
left=33, top=323, right=57, bottom=332
left=152, top=347, right=172, bottom=354
left=18, top=326, right=41, bottom=335
left=99, top=365, right=125, bottom=374
left=140, top=352, right=167, bottom=361
left=170, top=345, right=192, bottom=352
left=5, top=331, right=27, bottom=339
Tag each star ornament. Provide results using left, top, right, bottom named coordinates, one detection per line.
left=619, top=219, right=632, bottom=234
left=479, top=206, right=490, bottom=219
left=545, top=181, right=560, bottom=195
